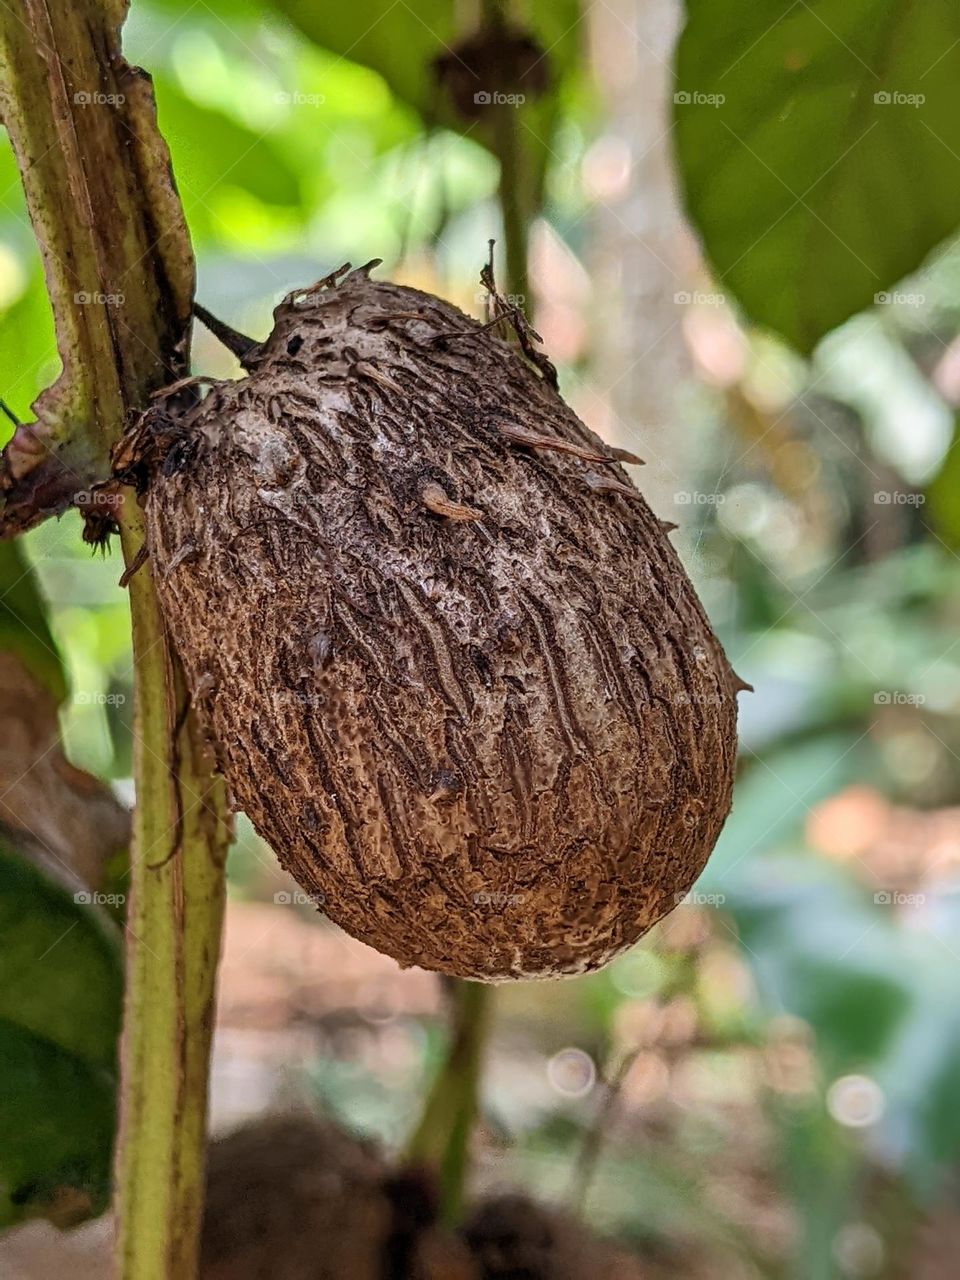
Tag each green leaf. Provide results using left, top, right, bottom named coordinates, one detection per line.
left=273, top=0, right=582, bottom=134
left=0, top=843, right=122, bottom=1225
left=274, top=0, right=458, bottom=121
left=268, top=0, right=584, bottom=283
left=0, top=539, right=66, bottom=702
left=0, top=1022, right=116, bottom=1227
left=268, top=0, right=584, bottom=232
left=733, top=857, right=912, bottom=1068
left=153, top=77, right=303, bottom=235
left=673, top=1, right=960, bottom=353
left=0, top=262, right=57, bottom=445
left=697, top=734, right=867, bottom=891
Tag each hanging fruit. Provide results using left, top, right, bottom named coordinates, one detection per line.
left=125, top=261, right=743, bottom=981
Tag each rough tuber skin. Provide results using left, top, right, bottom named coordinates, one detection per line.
left=141, top=263, right=741, bottom=980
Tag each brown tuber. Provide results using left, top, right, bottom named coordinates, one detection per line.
left=137, top=262, right=741, bottom=981
left=200, top=1114, right=475, bottom=1280
left=462, top=1193, right=645, bottom=1280
left=200, top=1114, right=646, bottom=1280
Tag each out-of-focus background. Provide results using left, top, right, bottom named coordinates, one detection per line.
left=4, top=1, right=960, bottom=1277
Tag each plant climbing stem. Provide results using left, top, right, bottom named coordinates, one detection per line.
left=116, top=500, right=230, bottom=1279
left=406, top=978, right=494, bottom=1224
left=494, top=99, right=531, bottom=308
left=482, top=0, right=532, bottom=308
left=0, top=3, right=230, bottom=1277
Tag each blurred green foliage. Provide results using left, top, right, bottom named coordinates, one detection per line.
left=0, top=843, right=121, bottom=1226
left=0, top=541, right=65, bottom=701
left=674, top=0, right=960, bottom=352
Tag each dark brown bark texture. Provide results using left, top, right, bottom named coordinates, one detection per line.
left=143, top=265, right=741, bottom=980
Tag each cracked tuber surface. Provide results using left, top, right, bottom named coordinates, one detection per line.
left=142, top=265, right=741, bottom=980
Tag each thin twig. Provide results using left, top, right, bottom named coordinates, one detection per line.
left=568, top=1048, right=640, bottom=1210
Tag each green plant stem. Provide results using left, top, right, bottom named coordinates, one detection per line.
left=406, top=979, right=493, bottom=1224
left=116, top=500, right=230, bottom=1278
left=494, top=102, right=530, bottom=308
left=0, top=1, right=193, bottom=537
left=0, top=4, right=230, bottom=1277
left=481, top=0, right=531, bottom=308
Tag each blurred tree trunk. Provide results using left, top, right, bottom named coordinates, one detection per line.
left=588, top=0, right=695, bottom=522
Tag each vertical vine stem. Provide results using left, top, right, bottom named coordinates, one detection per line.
left=482, top=0, right=532, bottom=310
left=493, top=97, right=531, bottom=310
left=0, top=3, right=231, bottom=1276
left=406, top=979, right=493, bottom=1224
left=116, top=499, right=230, bottom=1277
